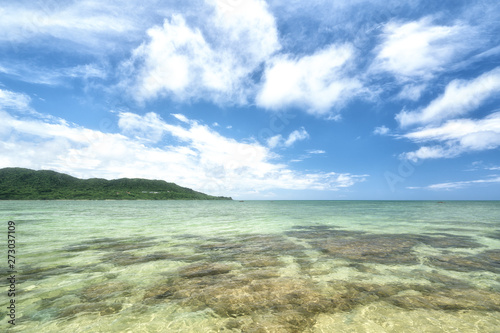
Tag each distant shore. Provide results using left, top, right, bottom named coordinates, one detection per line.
left=0, top=167, right=232, bottom=201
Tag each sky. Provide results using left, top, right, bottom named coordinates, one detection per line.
left=1, top=0, right=500, bottom=200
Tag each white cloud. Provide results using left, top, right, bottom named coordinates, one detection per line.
left=408, top=176, right=500, bottom=190
left=401, top=111, right=500, bottom=161
left=256, top=44, right=362, bottom=115
left=401, top=146, right=461, bottom=162
left=267, top=128, right=309, bottom=148
left=126, top=0, right=280, bottom=104
left=290, top=149, right=328, bottom=164
left=117, top=112, right=165, bottom=143
left=210, top=0, right=280, bottom=64
left=465, top=161, right=500, bottom=172
left=397, top=67, right=500, bottom=127
left=0, top=89, right=31, bottom=111
left=372, top=17, right=476, bottom=80
left=373, top=125, right=389, bottom=135
left=1, top=0, right=285, bottom=106
left=0, top=1, right=142, bottom=49
left=266, top=135, right=282, bottom=149
left=397, top=84, right=426, bottom=101
left=66, top=64, right=107, bottom=80
left=0, top=62, right=107, bottom=85
left=0, top=107, right=366, bottom=197
left=284, top=128, right=309, bottom=146
left=130, top=15, right=206, bottom=99
left=307, top=149, right=326, bottom=154
left=171, top=113, right=190, bottom=124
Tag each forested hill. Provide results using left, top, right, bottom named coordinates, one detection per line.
left=0, top=168, right=232, bottom=200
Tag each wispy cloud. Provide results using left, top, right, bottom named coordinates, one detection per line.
left=465, top=161, right=500, bottom=172
left=0, top=89, right=31, bottom=111
left=397, top=84, right=427, bottom=101
left=396, top=67, right=500, bottom=127
left=400, top=111, right=500, bottom=161
left=0, top=62, right=107, bottom=85
left=307, top=149, right=326, bottom=154
left=408, top=176, right=500, bottom=190
left=267, top=128, right=309, bottom=148
left=0, top=1, right=154, bottom=44
left=171, top=113, right=190, bottom=124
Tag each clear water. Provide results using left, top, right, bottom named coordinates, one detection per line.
left=1, top=200, right=499, bottom=332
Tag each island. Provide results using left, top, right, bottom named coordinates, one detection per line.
left=0, top=168, right=232, bottom=200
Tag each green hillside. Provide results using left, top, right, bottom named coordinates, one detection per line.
left=0, top=168, right=232, bottom=200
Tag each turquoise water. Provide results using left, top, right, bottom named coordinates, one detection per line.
left=1, top=200, right=499, bottom=332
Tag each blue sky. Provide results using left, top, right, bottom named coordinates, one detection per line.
left=1, top=0, right=500, bottom=200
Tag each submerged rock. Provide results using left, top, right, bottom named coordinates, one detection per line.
left=418, top=233, right=483, bottom=249
left=64, top=236, right=158, bottom=253
left=179, top=263, right=233, bottom=278
left=143, top=270, right=339, bottom=331
left=101, top=251, right=180, bottom=267
left=413, top=270, right=472, bottom=289
left=287, top=226, right=485, bottom=266
left=57, top=302, right=123, bottom=318
left=81, top=281, right=131, bottom=302
left=428, top=250, right=500, bottom=273
left=20, top=264, right=74, bottom=282
left=388, top=287, right=500, bottom=311
left=19, top=263, right=104, bottom=283
left=485, top=231, right=500, bottom=240
left=285, top=226, right=365, bottom=240
left=29, top=227, right=498, bottom=330
left=239, top=256, right=285, bottom=268
left=141, top=257, right=500, bottom=332
left=478, top=250, right=500, bottom=270
left=314, top=234, right=420, bottom=265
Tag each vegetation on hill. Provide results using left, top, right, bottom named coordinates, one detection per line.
left=0, top=168, right=232, bottom=200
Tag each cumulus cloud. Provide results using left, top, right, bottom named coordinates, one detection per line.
left=256, top=44, right=362, bottom=115
left=372, top=17, right=476, bottom=80
left=125, top=0, right=280, bottom=104
left=400, top=111, right=500, bottom=161
left=396, top=67, right=500, bottom=127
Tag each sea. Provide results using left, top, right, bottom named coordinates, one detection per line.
left=1, top=200, right=499, bottom=332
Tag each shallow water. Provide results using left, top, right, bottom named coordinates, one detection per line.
left=1, top=200, right=500, bottom=332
